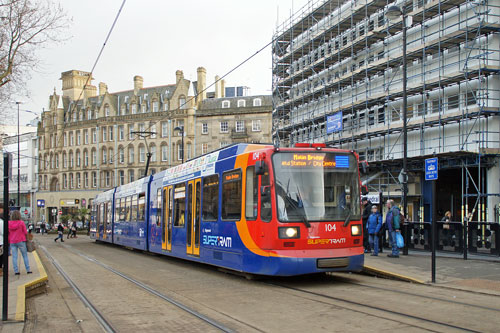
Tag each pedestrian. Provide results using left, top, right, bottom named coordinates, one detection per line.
left=385, top=199, right=401, bottom=258
left=441, top=211, right=452, bottom=223
left=367, top=205, right=383, bottom=256
left=361, top=197, right=372, bottom=253
left=41, top=222, right=46, bottom=235
left=67, top=221, right=72, bottom=239
left=54, top=223, right=65, bottom=242
left=8, top=210, right=32, bottom=275
left=71, top=222, right=78, bottom=238
left=28, top=223, right=34, bottom=234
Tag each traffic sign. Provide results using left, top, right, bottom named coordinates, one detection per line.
left=37, top=199, right=45, bottom=207
left=24, top=209, right=28, bottom=215
left=58, top=209, right=62, bottom=215
left=425, top=158, right=438, bottom=181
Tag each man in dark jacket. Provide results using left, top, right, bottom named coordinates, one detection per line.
left=385, top=199, right=400, bottom=257
left=361, top=197, right=372, bottom=253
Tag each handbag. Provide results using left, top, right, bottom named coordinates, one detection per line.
left=396, top=232, right=404, bottom=248
left=26, top=239, right=36, bottom=252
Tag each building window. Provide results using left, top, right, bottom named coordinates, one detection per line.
left=186, top=143, right=192, bottom=160
left=161, top=144, right=168, bottom=161
left=102, top=148, right=107, bottom=164
left=102, top=127, right=107, bottom=142
left=119, top=170, right=124, bottom=185
left=220, top=141, right=229, bottom=148
left=153, top=101, right=159, bottom=112
left=139, top=145, right=145, bottom=163
left=109, top=126, right=114, bottom=141
left=252, top=120, right=261, bottom=132
left=92, top=129, right=97, bottom=143
left=222, top=100, right=230, bottom=108
left=160, top=122, right=168, bottom=137
left=55, top=154, right=59, bottom=169
left=129, top=125, right=134, bottom=140
left=63, top=133, right=67, bottom=146
left=63, top=174, right=67, bottom=189
left=131, top=104, right=137, bottom=114
left=151, top=124, right=156, bottom=138
left=76, top=151, right=81, bottom=167
left=202, top=123, right=208, bottom=134
left=105, top=105, right=110, bottom=117
left=253, top=98, right=262, bottom=107
left=237, top=100, right=246, bottom=107
left=118, top=125, right=124, bottom=141
left=84, top=130, right=89, bottom=144
left=128, top=170, right=135, bottom=183
left=84, top=172, right=88, bottom=188
left=92, top=149, right=97, bottom=166
left=163, top=100, right=169, bottom=111
left=76, top=131, right=81, bottom=145
left=69, top=132, right=74, bottom=146
left=119, top=147, right=124, bottom=164
left=179, top=96, right=186, bottom=109
left=220, top=121, right=228, bottom=133
left=69, top=152, right=74, bottom=168
left=108, top=148, right=113, bottom=163
left=202, top=143, right=208, bottom=154
left=466, top=92, right=476, bottom=106
left=63, top=152, right=67, bottom=168
left=176, top=120, right=184, bottom=134
left=84, top=150, right=88, bottom=166
left=142, top=104, right=147, bottom=113
left=236, top=120, right=245, bottom=132
left=128, top=147, right=135, bottom=164
left=105, top=171, right=110, bottom=187
left=150, top=145, right=157, bottom=162
left=177, top=143, right=183, bottom=161
left=69, top=173, right=74, bottom=188
left=92, top=172, right=97, bottom=188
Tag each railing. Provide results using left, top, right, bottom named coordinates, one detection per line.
left=385, top=221, right=500, bottom=257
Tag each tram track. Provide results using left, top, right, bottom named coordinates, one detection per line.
left=264, top=279, right=487, bottom=333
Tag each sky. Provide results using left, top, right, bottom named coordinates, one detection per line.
left=12, top=0, right=311, bottom=126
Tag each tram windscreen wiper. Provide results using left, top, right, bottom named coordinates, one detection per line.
left=343, top=208, right=351, bottom=227
left=302, top=216, right=311, bottom=228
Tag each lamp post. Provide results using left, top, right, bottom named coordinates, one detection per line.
left=16, top=102, right=21, bottom=208
left=386, top=5, right=408, bottom=218
left=174, top=126, right=184, bottom=164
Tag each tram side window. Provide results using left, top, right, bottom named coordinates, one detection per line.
left=174, top=183, right=186, bottom=227
left=245, top=166, right=258, bottom=220
left=222, top=169, right=242, bottom=220
left=156, top=188, right=162, bottom=227
left=125, top=196, right=131, bottom=221
left=100, top=203, right=105, bottom=225
left=106, top=202, right=112, bottom=224
left=202, top=174, right=219, bottom=221
left=131, top=194, right=138, bottom=222
left=115, top=199, right=120, bottom=222
left=119, top=199, right=126, bottom=222
left=138, top=192, right=146, bottom=222
left=260, top=166, right=271, bottom=222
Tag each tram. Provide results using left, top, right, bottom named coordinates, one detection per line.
left=91, top=143, right=364, bottom=276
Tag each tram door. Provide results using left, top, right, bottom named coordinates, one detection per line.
left=186, top=180, right=201, bottom=256
left=162, top=186, right=173, bottom=251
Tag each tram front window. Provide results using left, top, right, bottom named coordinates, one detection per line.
left=272, top=152, right=360, bottom=222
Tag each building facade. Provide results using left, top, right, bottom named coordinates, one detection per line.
left=272, top=0, right=500, bottom=222
left=1, top=132, right=39, bottom=221
left=36, top=68, right=272, bottom=223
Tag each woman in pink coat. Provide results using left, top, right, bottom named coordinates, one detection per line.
left=8, top=210, right=31, bottom=275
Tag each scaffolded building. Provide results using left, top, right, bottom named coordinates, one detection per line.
left=272, top=0, right=500, bottom=224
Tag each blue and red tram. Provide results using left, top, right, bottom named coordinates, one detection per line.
left=91, top=143, right=364, bottom=276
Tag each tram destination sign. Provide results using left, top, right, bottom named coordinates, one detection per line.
left=280, top=154, right=349, bottom=169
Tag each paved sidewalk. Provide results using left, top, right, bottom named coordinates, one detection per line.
left=0, top=248, right=48, bottom=332
left=363, top=250, right=500, bottom=295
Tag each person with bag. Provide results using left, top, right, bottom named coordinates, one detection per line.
left=54, top=223, right=65, bottom=242
left=367, top=205, right=382, bottom=256
left=8, top=210, right=32, bottom=275
left=385, top=199, right=401, bottom=258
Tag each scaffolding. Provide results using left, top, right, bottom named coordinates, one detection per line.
left=272, top=0, right=500, bottom=222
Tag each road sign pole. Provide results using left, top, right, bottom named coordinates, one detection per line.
left=431, top=180, right=437, bottom=283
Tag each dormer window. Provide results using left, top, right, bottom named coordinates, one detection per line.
left=253, top=98, right=262, bottom=107
left=237, top=100, right=246, bottom=107
left=222, top=100, right=230, bottom=108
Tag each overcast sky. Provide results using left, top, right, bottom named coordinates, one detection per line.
left=13, top=0, right=310, bottom=126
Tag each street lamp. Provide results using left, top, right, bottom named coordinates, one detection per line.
left=16, top=102, right=21, bottom=208
left=173, top=126, right=184, bottom=164
left=386, top=4, right=409, bottom=253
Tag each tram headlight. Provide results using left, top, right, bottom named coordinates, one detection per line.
left=279, top=227, right=300, bottom=239
left=351, top=224, right=362, bottom=236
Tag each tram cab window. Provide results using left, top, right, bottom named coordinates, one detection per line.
left=222, top=169, right=242, bottom=220
left=260, top=166, right=271, bottom=222
left=202, top=175, right=219, bottom=221
left=174, top=183, right=186, bottom=227
left=245, top=166, right=258, bottom=220
left=138, top=192, right=146, bottom=221
left=131, top=195, right=138, bottom=222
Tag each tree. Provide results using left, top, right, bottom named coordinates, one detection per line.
left=59, top=214, right=71, bottom=226
left=0, top=0, right=69, bottom=113
left=75, top=207, right=90, bottom=234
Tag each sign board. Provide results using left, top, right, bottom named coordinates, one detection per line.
left=365, top=192, right=380, bottom=204
left=51, top=208, right=57, bottom=215
left=425, top=158, right=438, bottom=181
left=58, top=209, right=62, bottom=215
left=37, top=199, right=45, bottom=207
left=326, top=112, right=343, bottom=134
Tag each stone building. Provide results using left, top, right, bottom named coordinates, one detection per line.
left=36, top=68, right=271, bottom=223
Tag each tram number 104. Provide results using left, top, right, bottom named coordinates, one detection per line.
left=325, top=224, right=337, bottom=232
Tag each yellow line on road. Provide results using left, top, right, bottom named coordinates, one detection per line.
left=363, top=265, right=425, bottom=284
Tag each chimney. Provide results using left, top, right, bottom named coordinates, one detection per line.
left=221, top=79, right=225, bottom=98
left=197, top=67, right=207, bottom=103
left=215, top=75, right=222, bottom=99
left=176, top=70, right=184, bottom=84
left=134, top=75, right=143, bottom=94
left=99, top=82, right=108, bottom=96
left=84, top=84, right=97, bottom=98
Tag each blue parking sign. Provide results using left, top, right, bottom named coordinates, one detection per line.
left=425, top=158, right=438, bottom=181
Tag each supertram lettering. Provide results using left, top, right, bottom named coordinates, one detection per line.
left=202, top=235, right=232, bottom=248
left=307, top=238, right=346, bottom=245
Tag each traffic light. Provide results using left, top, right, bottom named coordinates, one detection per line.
left=75, top=199, right=80, bottom=204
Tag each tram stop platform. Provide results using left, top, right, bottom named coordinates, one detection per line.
left=363, top=250, right=500, bottom=295
left=0, top=249, right=48, bottom=332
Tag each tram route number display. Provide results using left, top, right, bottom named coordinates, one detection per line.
left=280, top=154, right=349, bottom=168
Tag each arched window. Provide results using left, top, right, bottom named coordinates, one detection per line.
left=150, top=144, right=156, bottom=162
left=73, top=112, right=77, bottom=122
left=118, top=146, right=124, bottom=164
left=102, top=147, right=107, bottom=164
left=108, top=148, right=114, bottom=163
left=138, top=144, right=145, bottom=163
left=76, top=150, right=81, bottom=167
left=222, top=100, right=230, bottom=108
left=152, top=100, right=159, bottom=112
left=50, top=153, right=54, bottom=169
left=128, top=147, right=135, bottom=164
left=55, top=154, right=59, bottom=169
left=76, top=173, right=81, bottom=188
left=253, top=98, right=262, bottom=107
left=104, top=104, right=110, bottom=117
left=237, top=100, right=246, bottom=107
left=79, top=112, right=84, bottom=121
left=179, top=96, right=186, bottom=109
left=83, top=149, right=89, bottom=167
left=69, top=150, right=74, bottom=168
left=141, top=104, right=147, bottom=113
left=91, top=148, right=97, bottom=166
left=63, top=174, right=67, bottom=189
left=131, top=104, right=137, bottom=114
left=161, top=143, right=168, bottom=162
left=163, top=100, right=169, bottom=111
left=69, top=173, right=74, bottom=188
